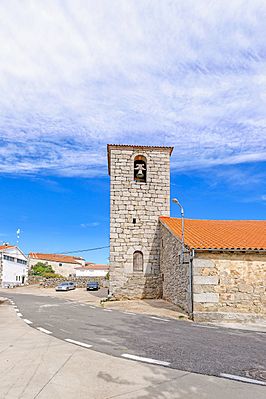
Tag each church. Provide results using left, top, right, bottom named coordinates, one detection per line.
left=107, top=144, right=266, bottom=324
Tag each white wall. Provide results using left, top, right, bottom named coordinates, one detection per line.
left=1, top=247, right=28, bottom=287
left=29, top=258, right=82, bottom=277
left=75, top=269, right=108, bottom=277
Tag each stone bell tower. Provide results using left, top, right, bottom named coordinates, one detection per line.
left=107, top=144, right=173, bottom=299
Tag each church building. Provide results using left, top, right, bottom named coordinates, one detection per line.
left=107, top=144, right=266, bottom=324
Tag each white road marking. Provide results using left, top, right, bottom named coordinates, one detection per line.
left=80, top=304, right=85, bottom=306
left=17, top=313, right=23, bottom=317
left=65, top=339, right=92, bottom=348
left=23, top=319, right=32, bottom=325
left=37, top=327, right=52, bottom=334
left=220, top=373, right=266, bottom=386
left=122, top=312, right=136, bottom=315
left=150, top=316, right=169, bottom=322
left=89, top=306, right=96, bottom=309
left=122, top=354, right=170, bottom=367
left=103, top=309, right=112, bottom=312
left=14, top=309, right=19, bottom=312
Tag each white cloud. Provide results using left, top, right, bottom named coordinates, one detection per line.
left=0, top=0, right=265, bottom=176
left=81, top=222, right=100, bottom=228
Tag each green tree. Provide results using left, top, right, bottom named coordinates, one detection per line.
left=30, top=262, right=55, bottom=276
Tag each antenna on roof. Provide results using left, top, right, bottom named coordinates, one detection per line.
left=16, top=228, right=21, bottom=246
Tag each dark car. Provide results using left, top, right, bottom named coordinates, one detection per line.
left=87, top=281, right=99, bottom=291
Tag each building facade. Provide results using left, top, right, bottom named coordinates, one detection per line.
left=29, top=253, right=85, bottom=277
left=107, top=143, right=265, bottom=323
left=0, top=244, right=28, bottom=288
left=108, top=144, right=173, bottom=299
left=75, top=263, right=109, bottom=278
left=160, top=217, right=266, bottom=323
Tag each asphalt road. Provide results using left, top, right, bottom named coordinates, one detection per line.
left=2, top=291, right=266, bottom=384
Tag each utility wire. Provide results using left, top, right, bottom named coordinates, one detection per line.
left=57, top=245, right=110, bottom=255
left=26, top=245, right=110, bottom=256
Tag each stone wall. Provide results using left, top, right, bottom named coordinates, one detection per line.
left=160, top=223, right=191, bottom=313
left=193, top=252, right=266, bottom=323
left=28, top=275, right=108, bottom=288
left=109, top=146, right=172, bottom=299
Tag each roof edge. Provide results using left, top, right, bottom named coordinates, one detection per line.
left=107, top=144, right=174, bottom=175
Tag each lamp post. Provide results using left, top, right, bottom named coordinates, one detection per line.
left=172, top=198, right=185, bottom=263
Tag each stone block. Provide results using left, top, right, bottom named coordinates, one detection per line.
left=193, top=276, right=219, bottom=285
left=193, top=258, right=215, bottom=268
left=193, top=293, right=219, bottom=303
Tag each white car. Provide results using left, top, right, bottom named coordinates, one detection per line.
left=55, top=282, right=75, bottom=291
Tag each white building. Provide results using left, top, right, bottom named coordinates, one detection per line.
left=0, top=244, right=28, bottom=288
left=28, top=253, right=85, bottom=277
left=75, top=263, right=109, bottom=278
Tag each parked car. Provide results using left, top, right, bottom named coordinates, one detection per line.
left=86, top=281, right=99, bottom=291
left=55, top=282, right=75, bottom=291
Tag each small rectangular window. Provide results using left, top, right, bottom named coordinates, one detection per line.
left=133, top=218, right=136, bottom=224
left=4, top=255, right=15, bottom=262
left=17, top=259, right=27, bottom=265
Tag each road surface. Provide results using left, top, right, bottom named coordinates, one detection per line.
left=1, top=291, right=265, bottom=385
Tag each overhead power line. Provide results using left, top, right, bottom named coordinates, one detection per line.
left=57, top=245, right=110, bottom=255
left=26, top=245, right=110, bottom=257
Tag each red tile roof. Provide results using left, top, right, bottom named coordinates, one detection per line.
left=0, top=245, right=15, bottom=251
left=29, top=253, right=84, bottom=264
left=160, top=217, right=266, bottom=251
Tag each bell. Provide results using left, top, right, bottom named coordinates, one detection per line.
left=137, top=170, right=144, bottom=178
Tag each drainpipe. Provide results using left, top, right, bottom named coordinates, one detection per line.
left=189, top=249, right=195, bottom=318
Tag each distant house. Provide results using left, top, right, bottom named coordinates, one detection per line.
left=28, top=253, right=85, bottom=277
left=0, top=244, right=28, bottom=288
left=75, top=263, right=109, bottom=278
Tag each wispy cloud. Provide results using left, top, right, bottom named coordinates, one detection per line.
left=80, top=222, right=100, bottom=228
left=0, top=0, right=265, bottom=176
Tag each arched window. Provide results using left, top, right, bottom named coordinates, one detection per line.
left=134, top=155, right=147, bottom=183
left=133, top=251, right=144, bottom=272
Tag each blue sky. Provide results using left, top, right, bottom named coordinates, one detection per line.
left=0, top=1, right=265, bottom=262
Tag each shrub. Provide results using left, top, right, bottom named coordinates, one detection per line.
left=30, top=262, right=55, bottom=276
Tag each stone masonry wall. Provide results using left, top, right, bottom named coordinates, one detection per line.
left=27, top=275, right=108, bottom=288
left=193, top=252, right=266, bottom=323
left=109, top=146, right=171, bottom=298
left=160, top=223, right=191, bottom=313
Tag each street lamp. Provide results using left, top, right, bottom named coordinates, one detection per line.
left=172, top=198, right=185, bottom=263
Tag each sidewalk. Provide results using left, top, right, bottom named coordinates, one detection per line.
left=0, top=300, right=265, bottom=399
left=104, top=298, right=188, bottom=320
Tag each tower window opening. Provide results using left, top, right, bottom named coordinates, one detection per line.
left=133, top=251, right=144, bottom=272
left=133, top=218, right=136, bottom=224
left=134, top=155, right=147, bottom=183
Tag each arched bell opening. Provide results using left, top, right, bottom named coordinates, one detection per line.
left=134, top=155, right=147, bottom=183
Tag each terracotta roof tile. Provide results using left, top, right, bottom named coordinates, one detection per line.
left=0, top=245, right=15, bottom=251
left=29, top=253, right=84, bottom=264
left=160, top=217, right=266, bottom=250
